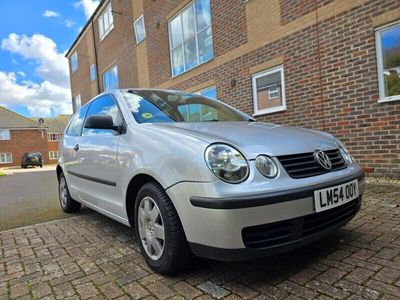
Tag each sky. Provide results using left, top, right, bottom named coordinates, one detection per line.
left=0, top=0, right=100, bottom=118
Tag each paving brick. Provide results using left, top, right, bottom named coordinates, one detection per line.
left=173, top=281, right=202, bottom=299
left=122, top=282, right=149, bottom=299
left=197, top=281, right=230, bottom=299
left=0, top=184, right=399, bottom=299
left=99, top=282, right=124, bottom=299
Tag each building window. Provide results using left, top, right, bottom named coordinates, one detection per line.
left=252, top=66, right=286, bottom=115
left=48, top=133, right=63, bottom=141
left=49, top=151, right=59, bottom=160
left=134, top=15, right=146, bottom=44
left=71, top=51, right=78, bottom=73
left=168, top=0, right=213, bottom=77
left=74, top=94, right=82, bottom=111
left=196, top=86, right=217, bottom=99
left=90, top=64, right=96, bottom=81
left=98, top=3, right=114, bottom=40
left=376, top=21, right=400, bottom=102
left=0, top=129, right=11, bottom=140
left=103, top=65, right=119, bottom=91
left=0, top=153, right=12, bottom=164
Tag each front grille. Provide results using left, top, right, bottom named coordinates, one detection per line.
left=242, top=198, right=360, bottom=249
left=277, top=149, right=347, bottom=179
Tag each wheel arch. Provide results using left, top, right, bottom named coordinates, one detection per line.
left=56, top=165, right=63, bottom=180
left=126, top=173, right=164, bottom=228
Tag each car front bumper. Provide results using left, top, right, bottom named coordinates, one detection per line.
left=166, top=167, right=365, bottom=260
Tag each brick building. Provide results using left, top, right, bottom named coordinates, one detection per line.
left=65, top=0, right=400, bottom=178
left=0, top=107, right=48, bottom=167
left=37, top=115, right=71, bottom=163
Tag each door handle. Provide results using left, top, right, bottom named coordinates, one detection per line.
left=73, top=144, right=79, bottom=151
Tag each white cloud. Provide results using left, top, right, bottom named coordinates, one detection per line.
left=65, top=20, right=76, bottom=28
left=0, top=72, right=72, bottom=117
left=1, top=33, right=69, bottom=86
left=16, top=71, right=26, bottom=77
left=74, top=0, right=100, bottom=19
left=0, top=34, right=72, bottom=117
left=42, top=10, right=60, bottom=18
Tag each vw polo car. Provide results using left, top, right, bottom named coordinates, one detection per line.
left=57, top=89, right=365, bottom=274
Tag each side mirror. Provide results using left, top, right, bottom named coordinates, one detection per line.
left=84, top=115, right=119, bottom=131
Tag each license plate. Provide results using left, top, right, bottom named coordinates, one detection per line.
left=314, top=179, right=359, bottom=212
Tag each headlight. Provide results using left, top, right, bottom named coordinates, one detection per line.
left=255, top=155, right=278, bottom=178
left=205, top=144, right=249, bottom=183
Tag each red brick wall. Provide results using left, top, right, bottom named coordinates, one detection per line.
left=279, top=0, right=335, bottom=25
left=66, top=0, right=400, bottom=178
left=0, top=130, right=49, bottom=167
left=93, top=0, right=138, bottom=92
left=169, top=0, right=400, bottom=177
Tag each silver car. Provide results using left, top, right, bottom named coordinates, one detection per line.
left=58, top=89, right=365, bottom=274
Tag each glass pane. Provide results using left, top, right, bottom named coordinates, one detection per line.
left=135, top=17, right=146, bottom=43
left=255, top=71, right=283, bottom=111
left=169, top=15, right=183, bottom=49
left=184, top=37, right=197, bottom=70
left=182, top=4, right=195, bottom=41
left=67, top=104, right=89, bottom=136
left=172, top=46, right=184, bottom=76
left=381, top=24, right=400, bottom=97
left=195, top=0, right=211, bottom=31
left=197, top=27, right=213, bottom=63
left=113, top=66, right=119, bottom=89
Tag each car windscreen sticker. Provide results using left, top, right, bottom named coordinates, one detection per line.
left=141, top=112, right=153, bottom=119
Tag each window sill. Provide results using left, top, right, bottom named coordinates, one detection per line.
left=252, top=106, right=286, bottom=117
left=378, top=96, right=400, bottom=103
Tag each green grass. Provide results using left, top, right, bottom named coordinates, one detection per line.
left=0, top=172, right=6, bottom=176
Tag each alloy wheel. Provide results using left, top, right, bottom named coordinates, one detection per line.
left=137, top=196, right=165, bottom=260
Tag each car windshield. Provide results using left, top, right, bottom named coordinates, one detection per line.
left=121, top=90, right=252, bottom=124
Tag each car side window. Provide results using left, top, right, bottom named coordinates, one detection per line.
left=66, top=104, right=90, bottom=136
left=82, top=95, right=123, bottom=136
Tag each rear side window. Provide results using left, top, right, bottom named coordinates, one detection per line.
left=66, top=104, right=90, bottom=136
left=82, top=95, right=123, bottom=136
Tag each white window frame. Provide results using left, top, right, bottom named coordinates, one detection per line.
left=0, top=129, right=11, bottom=140
left=168, top=0, right=213, bottom=77
left=98, top=3, right=114, bottom=41
left=71, top=51, right=78, bottom=73
left=49, top=151, right=59, bottom=160
left=74, top=94, right=82, bottom=112
left=0, top=153, right=12, bottom=164
left=48, top=132, right=62, bottom=141
left=375, top=21, right=400, bottom=103
left=102, top=65, right=119, bottom=91
left=134, top=15, right=146, bottom=44
left=252, top=65, right=286, bottom=116
left=90, top=64, right=96, bottom=81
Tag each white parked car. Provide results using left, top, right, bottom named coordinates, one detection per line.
left=57, top=89, right=365, bottom=274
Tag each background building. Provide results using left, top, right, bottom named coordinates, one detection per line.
left=65, top=0, right=400, bottom=178
left=0, top=107, right=48, bottom=167
left=39, top=115, right=71, bottom=163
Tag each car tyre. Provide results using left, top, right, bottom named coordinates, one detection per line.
left=40, top=165, right=43, bottom=168
left=134, top=182, right=193, bottom=274
left=58, top=173, right=81, bottom=213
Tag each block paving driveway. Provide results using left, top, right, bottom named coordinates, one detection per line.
left=0, top=183, right=399, bottom=299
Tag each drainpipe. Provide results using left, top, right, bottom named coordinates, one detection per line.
left=91, top=20, right=101, bottom=94
left=315, top=1, right=326, bottom=131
